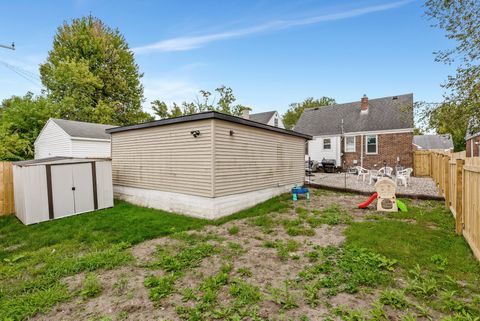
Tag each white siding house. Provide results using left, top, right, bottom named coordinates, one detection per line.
left=249, top=111, right=285, bottom=129
left=308, top=136, right=342, bottom=165
left=35, top=119, right=114, bottom=159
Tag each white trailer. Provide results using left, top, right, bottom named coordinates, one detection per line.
left=13, top=157, right=113, bottom=225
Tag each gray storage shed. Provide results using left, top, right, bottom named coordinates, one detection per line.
left=13, top=157, right=113, bottom=225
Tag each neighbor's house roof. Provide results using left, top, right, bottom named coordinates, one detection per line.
left=106, top=111, right=311, bottom=139
left=294, top=94, right=414, bottom=136
left=50, top=118, right=115, bottom=140
left=465, top=117, right=480, bottom=140
left=249, top=111, right=276, bottom=124
left=413, top=135, right=454, bottom=150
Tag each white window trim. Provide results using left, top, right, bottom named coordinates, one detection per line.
left=344, top=136, right=356, bottom=153
left=365, top=134, right=378, bottom=155
left=323, top=138, right=332, bottom=150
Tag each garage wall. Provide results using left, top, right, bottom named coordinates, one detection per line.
left=71, top=139, right=111, bottom=158
left=213, top=120, right=305, bottom=197
left=34, top=121, right=72, bottom=159
left=111, top=119, right=214, bottom=197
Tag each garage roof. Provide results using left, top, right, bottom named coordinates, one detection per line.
left=106, top=111, right=311, bottom=139
left=51, top=118, right=115, bottom=140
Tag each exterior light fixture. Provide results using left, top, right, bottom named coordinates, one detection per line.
left=190, top=130, right=200, bottom=138
left=229, top=130, right=235, bottom=136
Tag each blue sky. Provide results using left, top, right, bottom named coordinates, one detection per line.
left=0, top=0, right=454, bottom=115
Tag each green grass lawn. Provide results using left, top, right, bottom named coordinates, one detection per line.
left=0, top=196, right=290, bottom=320
left=1, top=192, right=480, bottom=320
left=345, top=200, right=480, bottom=283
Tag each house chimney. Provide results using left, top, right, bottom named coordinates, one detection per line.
left=242, top=109, right=250, bottom=120
left=361, top=94, right=368, bottom=112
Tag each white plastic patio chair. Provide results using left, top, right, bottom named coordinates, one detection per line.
left=396, top=168, right=413, bottom=187
left=369, top=167, right=394, bottom=185
left=355, top=166, right=369, bottom=182
left=378, top=166, right=394, bottom=177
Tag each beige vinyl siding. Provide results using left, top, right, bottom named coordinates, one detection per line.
left=213, top=120, right=305, bottom=197
left=111, top=119, right=213, bottom=197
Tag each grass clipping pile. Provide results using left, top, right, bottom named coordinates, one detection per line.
left=35, top=191, right=480, bottom=321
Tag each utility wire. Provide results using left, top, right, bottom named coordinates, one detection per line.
left=0, top=60, right=42, bottom=87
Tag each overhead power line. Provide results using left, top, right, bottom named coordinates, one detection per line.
left=0, top=60, right=42, bottom=87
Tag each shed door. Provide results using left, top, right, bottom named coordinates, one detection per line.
left=72, top=163, right=94, bottom=214
left=51, top=165, right=75, bottom=218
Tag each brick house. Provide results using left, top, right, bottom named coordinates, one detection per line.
left=295, top=94, right=414, bottom=169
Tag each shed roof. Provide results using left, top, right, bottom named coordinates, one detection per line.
left=106, top=111, right=311, bottom=139
left=13, top=157, right=110, bottom=167
left=249, top=111, right=276, bottom=124
left=51, top=118, right=115, bottom=140
left=413, top=135, right=454, bottom=150
left=294, top=94, right=414, bottom=136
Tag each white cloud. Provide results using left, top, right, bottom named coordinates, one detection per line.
left=143, top=78, right=200, bottom=108
left=133, top=0, right=413, bottom=54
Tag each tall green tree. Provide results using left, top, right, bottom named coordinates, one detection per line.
left=151, top=86, right=250, bottom=119
left=282, top=97, right=336, bottom=130
left=427, top=102, right=469, bottom=151
left=421, top=0, right=480, bottom=150
left=0, top=93, right=58, bottom=160
left=40, top=15, right=151, bottom=125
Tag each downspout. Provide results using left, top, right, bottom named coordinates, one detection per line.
left=360, top=135, right=364, bottom=168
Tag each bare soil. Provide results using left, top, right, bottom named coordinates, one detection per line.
left=31, top=191, right=460, bottom=321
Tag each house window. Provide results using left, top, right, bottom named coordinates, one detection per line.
left=274, top=117, right=278, bottom=127
left=345, top=136, right=355, bottom=152
left=366, top=135, right=378, bottom=154
left=323, top=138, right=331, bottom=150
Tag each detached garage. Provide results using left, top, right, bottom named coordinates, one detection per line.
left=107, top=111, right=311, bottom=219
left=34, top=118, right=114, bottom=159
left=13, top=157, right=113, bottom=225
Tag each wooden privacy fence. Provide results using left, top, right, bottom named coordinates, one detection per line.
left=419, top=150, right=480, bottom=260
left=413, top=150, right=431, bottom=176
left=0, top=162, right=15, bottom=216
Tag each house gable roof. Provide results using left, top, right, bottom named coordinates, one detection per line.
left=249, top=111, right=276, bottom=124
left=294, top=94, right=414, bottom=136
left=106, top=111, right=311, bottom=139
left=413, top=134, right=453, bottom=150
left=465, top=117, right=480, bottom=140
left=50, top=118, right=115, bottom=140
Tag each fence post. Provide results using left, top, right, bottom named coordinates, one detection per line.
left=455, top=158, right=464, bottom=235
left=444, top=155, right=450, bottom=208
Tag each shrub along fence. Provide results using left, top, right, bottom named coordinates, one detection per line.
left=416, top=150, right=480, bottom=260
left=0, top=161, right=15, bottom=216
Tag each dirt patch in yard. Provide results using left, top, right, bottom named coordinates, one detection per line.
left=31, top=189, right=478, bottom=321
